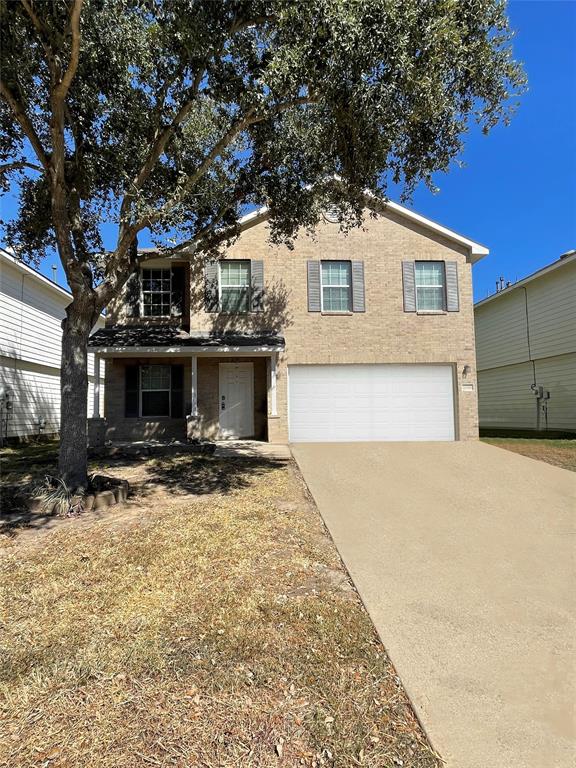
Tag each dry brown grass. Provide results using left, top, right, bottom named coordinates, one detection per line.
left=482, top=437, right=576, bottom=472
left=0, top=452, right=441, bottom=768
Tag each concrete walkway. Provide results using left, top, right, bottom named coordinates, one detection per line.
left=214, top=440, right=291, bottom=460
left=291, top=441, right=576, bottom=768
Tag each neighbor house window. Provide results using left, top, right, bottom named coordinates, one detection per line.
left=141, top=268, right=171, bottom=317
left=220, top=260, right=251, bottom=312
left=140, top=365, right=171, bottom=417
left=415, top=261, right=446, bottom=311
left=321, top=260, right=351, bottom=312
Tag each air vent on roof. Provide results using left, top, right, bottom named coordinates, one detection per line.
left=322, top=206, right=340, bottom=224
left=559, top=249, right=576, bottom=260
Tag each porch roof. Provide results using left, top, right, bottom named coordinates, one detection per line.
left=88, top=325, right=284, bottom=354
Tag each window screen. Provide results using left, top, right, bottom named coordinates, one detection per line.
left=321, top=261, right=352, bottom=312
left=141, top=268, right=171, bottom=317
left=415, top=262, right=446, bottom=311
left=220, top=261, right=250, bottom=313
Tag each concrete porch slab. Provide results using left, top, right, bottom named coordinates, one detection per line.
left=214, top=440, right=291, bottom=460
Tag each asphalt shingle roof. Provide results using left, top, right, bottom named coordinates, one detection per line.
left=88, top=325, right=285, bottom=349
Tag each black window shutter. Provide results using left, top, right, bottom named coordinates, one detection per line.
left=125, top=365, right=140, bottom=417
left=170, top=364, right=184, bottom=418
left=171, top=265, right=185, bottom=316
left=125, top=271, right=141, bottom=318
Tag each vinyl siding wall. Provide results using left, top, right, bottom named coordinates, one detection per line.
left=475, top=258, right=576, bottom=432
left=0, top=256, right=104, bottom=439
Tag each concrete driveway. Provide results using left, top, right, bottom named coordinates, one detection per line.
left=291, top=441, right=576, bottom=768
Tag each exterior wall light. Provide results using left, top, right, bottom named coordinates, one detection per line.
left=462, top=364, right=471, bottom=378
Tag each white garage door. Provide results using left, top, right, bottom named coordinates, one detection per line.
left=288, top=364, right=455, bottom=442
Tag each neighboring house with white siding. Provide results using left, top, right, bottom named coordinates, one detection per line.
left=0, top=249, right=104, bottom=442
left=474, top=251, right=576, bottom=433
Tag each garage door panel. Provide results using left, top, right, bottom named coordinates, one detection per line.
left=289, top=364, right=455, bottom=442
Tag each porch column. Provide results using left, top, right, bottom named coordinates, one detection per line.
left=190, top=354, right=198, bottom=416
left=93, top=354, right=101, bottom=417
left=268, top=353, right=278, bottom=417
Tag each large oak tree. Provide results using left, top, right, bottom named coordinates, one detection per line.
left=0, top=0, right=524, bottom=488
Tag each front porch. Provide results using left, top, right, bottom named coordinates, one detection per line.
left=88, top=330, right=284, bottom=445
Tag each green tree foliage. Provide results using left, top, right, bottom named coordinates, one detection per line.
left=0, top=0, right=525, bottom=485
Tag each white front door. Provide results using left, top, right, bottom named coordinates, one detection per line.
left=219, top=363, right=254, bottom=438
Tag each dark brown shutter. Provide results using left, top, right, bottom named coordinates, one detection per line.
left=125, top=365, right=139, bottom=417
left=171, top=265, right=185, bottom=317
left=170, top=364, right=184, bottom=418
left=125, top=271, right=141, bottom=318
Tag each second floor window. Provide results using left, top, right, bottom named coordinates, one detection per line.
left=415, top=261, right=446, bottom=311
left=220, top=260, right=250, bottom=312
left=321, top=260, right=351, bottom=312
left=142, top=268, right=171, bottom=317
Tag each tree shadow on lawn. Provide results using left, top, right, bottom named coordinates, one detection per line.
left=0, top=449, right=285, bottom=539
left=134, top=453, right=284, bottom=498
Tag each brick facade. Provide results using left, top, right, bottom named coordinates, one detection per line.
left=102, top=207, right=480, bottom=442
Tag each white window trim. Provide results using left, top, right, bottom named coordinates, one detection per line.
left=320, top=260, right=352, bottom=313
left=140, top=266, right=173, bottom=318
left=415, top=261, right=447, bottom=313
left=219, top=259, right=251, bottom=313
left=140, top=364, right=171, bottom=418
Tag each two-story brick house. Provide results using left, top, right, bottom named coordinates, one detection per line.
left=88, top=199, right=488, bottom=444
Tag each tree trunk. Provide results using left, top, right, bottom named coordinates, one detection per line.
left=59, top=303, right=92, bottom=490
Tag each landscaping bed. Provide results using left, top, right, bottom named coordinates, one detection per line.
left=0, top=446, right=441, bottom=767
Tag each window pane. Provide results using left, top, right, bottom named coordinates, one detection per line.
left=141, top=268, right=171, bottom=317
left=220, top=261, right=250, bottom=287
left=322, top=261, right=350, bottom=286
left=416, top=286, right=445, bottom=311
left=141, top=365, right=170, bottom=390
left=141, top=390, right=170, bottom=417
left=323, top=286, right=351, bottom=312
left=415, top=261, right=444, bottom=286
left=221, top=287, right=249, bottom=313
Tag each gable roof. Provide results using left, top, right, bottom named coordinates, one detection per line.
left=474, top=250, right=576, bottom=309
left=237, top=197, right=489, bottom=262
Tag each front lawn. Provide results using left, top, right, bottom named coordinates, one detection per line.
left=0, top=448, right=440, bottom=767
left=481, top=437, right=576, bottom=472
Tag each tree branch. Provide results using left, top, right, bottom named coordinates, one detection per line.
left=0, top=160, right=43, bottom=173
left=54, top=0, right=83, bottom=100
left=142, top=96, right=317, bottom=229
left=0, top=80, right=50, bottom=171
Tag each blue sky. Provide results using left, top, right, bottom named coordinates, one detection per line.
left=2, top=0, right=575, bottom=302
left=400, top=0, right=576, bottom=301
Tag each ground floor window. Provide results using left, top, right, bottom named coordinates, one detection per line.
left=140, top=365, right=171, bottom=417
